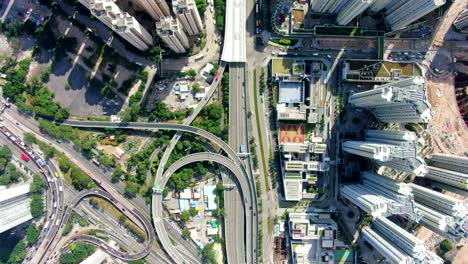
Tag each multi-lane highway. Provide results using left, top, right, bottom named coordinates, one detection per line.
left=226, top=62, right=248, bottom=264
left=0, top=120, right=66, bottom=264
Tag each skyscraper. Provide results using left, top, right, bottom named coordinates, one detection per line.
left=80, top=0, right=154, bottom=50
left=368, top=0, right=393, bottom=12
left=336, top=0, right=374, bottom=25
left=425, top=153, right=468, bottom=190
left=156, top=17, right=190, bottom=54
left=361, top=227, right=414, bottom=264
left=311, top=0, right=350, bottom=13
left=454, top=9, right=468, bottom=32
left=341, top=171, right=417, bottom=218
left=409, top=183, right=467, bottom=219
left=348, top=76, right=432, bottom=123
left=385, top=0, right=446, bottom=30
left=343, top=130, right=428, bottom=176
left=371, top=217, right=443, bottom=263
left=172, top=0, right=203, bottom=36
left=112, top=13, right=154, bottom=51
left=134, top=0, right=171, bottom=20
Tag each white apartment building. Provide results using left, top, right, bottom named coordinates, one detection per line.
left=156, top=17, right=190, bottom=54
left=134, top=0, right=171, bottom=20
left=348, top=76, right=432, bottom=123
left=426, top=154, right=468, bottom=190
left=385, top=0, right=446, bottom=30
left=336, top=0, right=375, bottom=25
left=172, top=0, right=203, bottom=35
left=80, top=0, right=153, bottom=50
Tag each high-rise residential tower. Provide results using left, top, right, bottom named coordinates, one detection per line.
left=348, top=76, right=432, bottom=123
left=172, top=0, right=203, bottom=36
left=311, top=0, right=350, bottom=13
left=368, top=217, right=444, bottom=263
left=134, top=0, right=171, bottom=20
left=425, top=154, right=468, bottom=190
left=368, top=0, right=393, bottom=12
left=80, top=0, right=153, bottom=50
left=341, top=172, right=417, bottom=218
left=385, top=0, right=446, bottom=30
left=343, top=130, right=428, bottom=176
left=336, top=0, right=374, bottom=25
left=156, top=17, right=190, bottom=54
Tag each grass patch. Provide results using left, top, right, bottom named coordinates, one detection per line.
left=253, top=69, right=270, bottom=192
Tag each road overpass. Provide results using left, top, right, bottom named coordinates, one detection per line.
left=56, top=189, right=155, bottom=262
left=60, top=120, right=259, bottom=264
left=221, top=0, right=246, bottom=62
left=153, top=152, right=254, bottom=264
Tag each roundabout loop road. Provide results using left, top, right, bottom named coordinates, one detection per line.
left=153, top=152, right=254, bottom=263
left=59, top=189, right=155, bottom=262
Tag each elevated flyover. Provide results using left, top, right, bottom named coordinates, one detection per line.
left=58, top=189, right=155, bottom=262
left=61, top=120, right=259, bottom=264
left=221, top=0, right=246, bottom=62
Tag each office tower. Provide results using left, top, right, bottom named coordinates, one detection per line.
left=428, top=154, right=468, bottom=189
left=348, top=76, right=432, bottom=123
left=336, top=0, right=374, bottom=25
left=341, top=172, right=417, bottom=218
left=311, top=0, right=349, bottom=13
left=361, top=227, right=414, bottom=264
left=371, top=217, right=444, bottom=263
left=173, top=0, right=203, bottom=36
left=342, top=141, right=391, bottom=161
left=112, top=13, right=154, bottom=50
left=134, top=0, right=171, bottom=20
left=409, top=184, right=467, bottom=219
left=0, top=184, right=33, bottom=234
left=81, top=0, right=153, bottom=50
left=156, top=17, right=190, bottom=54
left=368, top=0, right=393, bottom=12
left=385, top=0, right=446, bottom=30
left=454, top=9, right=468, bottom=31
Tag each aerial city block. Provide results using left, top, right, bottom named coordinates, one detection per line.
left=0, top=0, right=466, bottom=263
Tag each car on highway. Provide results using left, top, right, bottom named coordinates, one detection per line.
left=20, top=153, right=30, bottom=161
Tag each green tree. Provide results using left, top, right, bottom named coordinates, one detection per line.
left=180, top=210, right=191, bottom=223
left=23, top=132, right=37, bottom=144
left=30, top=174, right=47, bottom=194
left=30, top=194, right=44, bottom=218
left=201, top=242, right=217, bottom=264
left=62, top=222, right=73, bottom=236
left=189, top=208, right=198, bottom=217
left=7, top=241, right=26, bottom=264
left=59, top=242, right=95, bottom=264
left=111, top=167, right=124, bottom=183
left=182, top=228, right=191, bottom=240
left=188, top=69, right=197, bottom=77
left=192, top=82, right=201, bottom=93
left=124, top=181, right=139, bottom=198
left=26, top=224, right=40, bottom=245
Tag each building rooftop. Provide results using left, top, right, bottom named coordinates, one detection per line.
left=279, top=124, right=305, bottom=144
left=203, top=185, right=217, bottom=211
left=342, top=60, right=421, bottom=82
left=278, top=81, right=304, bottom=104
left=272, top=58, right=294, bottom=75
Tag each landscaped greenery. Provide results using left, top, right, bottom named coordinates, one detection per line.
left=192, top=103, right=225, bottom=139
left=30, top=174, right=47, bottom=218
left=270, top=38, right=299, bottom=46
left=1, top=59, right=70, bottom=121
left=0, top=146, right=25, bottom=186
left=26, top=224, right=40, bottom=246
left=214, top=0, right=225, bottom=31
left=59, top=242, right=95, bottom=264
left=6, top=241, right=26, bottom=264
left=201, top=242, right=217, bottom=264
